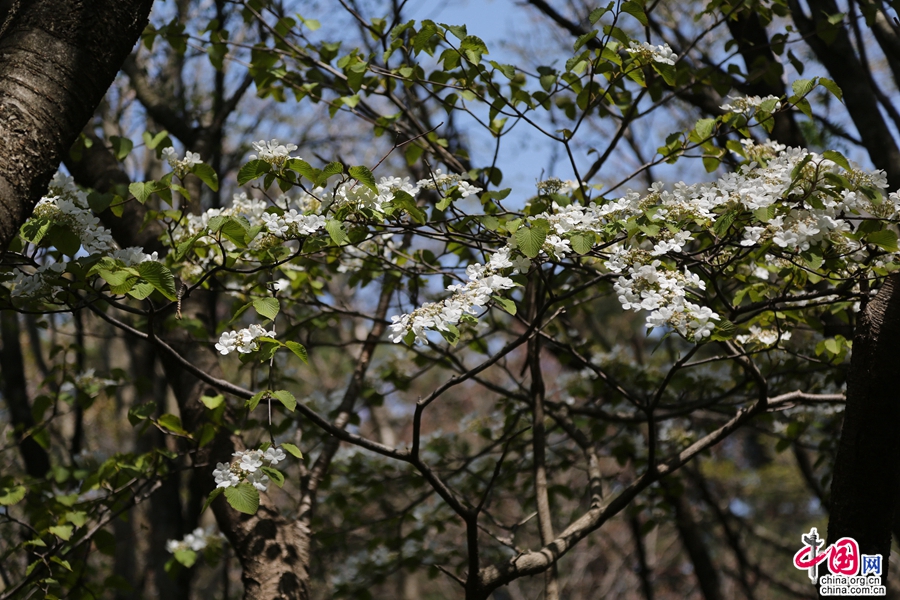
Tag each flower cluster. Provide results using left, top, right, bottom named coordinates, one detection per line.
left=215, top=324, right=276, bottom=355
left=162, top=147, right=202, bottom=178
left=249, top=139, right=297, bottom=169
left=388, top=248, right=518, bottom=343
left=626, top=41, right=678, bottom=65
left=719, top=95, right=782, bottom=115
left=735, top=326, right=791, bottom=347
left=32, top=173, right=115, bottom=255
left=212, top=447, right=286, bottom=492
left=415, top=169, right=482, bottom=198
left=166, top=526, right=223, bottom=554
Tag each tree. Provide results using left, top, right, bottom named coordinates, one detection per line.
left=1, top=1, right=900, bottom=599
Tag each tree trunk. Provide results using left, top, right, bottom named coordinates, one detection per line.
left=826, top=274, right=900, bottom=593
left=0, top=0, right=153, bottom=249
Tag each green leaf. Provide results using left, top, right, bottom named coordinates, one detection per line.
left=129, top=181, right=168, bottom=204
left=237, top=159, right=271, bottom=185
left=158, top=413, right=187, bottom=434
left=138, top=261, right=177, bottom=301
left=693, top=118, right=716, bottom=140
left=280, top=443, right=303, bottom=459
left=492, top=296, right=517, bottom=315
left=515, top=220, right=550, bottom=258
left=253, top=297, right=280, bottom=320
left=128, top=401, right=156, bottom=426
left=191, top=163, right=219, bottom=191
left=824, top=337, right=840, bottom=355
left=348, top=165, right=378, bottom=194
left=224, top=483, right=259, bottom=514
left=822, top=150, right=852, bottom=172
left=246, top=391, right=267, bottom=412
left=271, top=390, right=296, bottom=412
left=569, top=232, right=594, bottom=255
left=0, top=484, right=26, bottom=506
left=325, top=219, right=349, bottom=245
left=791, top=78, right=816, bottom=98
left=143, top=130, right=170, bottom=150
left=819, top=77, right=843, bottom=101
left=319, top=161, right=344, bottom=186
left=621, top=1, right=649, bottom=25
left=201, top=394, right=225, bottom=409
left=866, top=229, right=899, bottom=252
left=110, top=136, right=133, bottom=161
left=285, top=341, right=308, bottom=363
left=260, top=466, right=285, bottom=488
left=49, top=525, right=73, bottom=541
left=574, top=30, right=597, bottom=52
left=200, top=488, right=224, bottom=515
left=173, top=549, right=197, bottom=568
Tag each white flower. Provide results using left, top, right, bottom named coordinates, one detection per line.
left=236, top=449, right=264, bottom=473
left=249, top=139, right=297, bottom=169
left=263, top=447, right=286, bottom=465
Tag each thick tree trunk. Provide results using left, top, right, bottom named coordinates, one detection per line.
left=826, top=274, right=900, bottom=593
left=0, top=0, right=153, bottom=249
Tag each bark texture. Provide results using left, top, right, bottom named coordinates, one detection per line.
left=0, top=0, right=153, bottom=250
left=826, top=274, right=900, bottom=591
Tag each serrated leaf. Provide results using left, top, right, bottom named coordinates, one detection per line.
left=201, top=394, right=224, bottom=409
left=792, top=78, right=816, bottom=98
left=693, top=118, right=716, bottom=140
left=319, top=161, right=344, bottom=186
left=819, top=77, right=843, bottom=101
left=569, top=232, right=594, bottom=255
left=127, top=401, right=156, bottom=426
left=224, top=483, right=259, bottom=514
left=867, top=229, right=899, bottom=252
left=621, top=1, right=648, bottom=25
left=0, top=485, right=26, bottom=506
left=237, top=159, right=271, bottom=185
left=348, top=165, right=378, bottom=194
left=492, top=296, right=517, bottom=315
left=49, top=525, right=73, bottom=541
left=129, top=181, right=167, bottom=204
left=158, top=413, right=186, bottom=434
left=253, top=297, right=280, bottom=320
left=515, top=220, right=549, bottom=258
left=191, top=163, right=219, bottom=191
left=260, top=466, right=285, bottom=488
left=285, top=341, right=308, bottom=363
left=109, top=136, right=133, bottom=161
left=246, top=391, right=267, bottom=412
left=325, top=219, right=349, bottom=245
left=822, top=150, right=851, bottom=172
left=138, top=261, right=177, bottom=301
left=271, top=390, right=296, bottom=412
left=173, top=549, right=197, bottom=567
left=574, top=30, right=597, bottom=52
left=280, top=443, right=303, bottom=459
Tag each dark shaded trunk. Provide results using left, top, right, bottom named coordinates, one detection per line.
left=0, top=0, right=153, bottom=250
left=826, top=274, right=900, bottom=593
left=0, top=310, right=50, bottom=477
left=661, top=479, right=723, bottom=600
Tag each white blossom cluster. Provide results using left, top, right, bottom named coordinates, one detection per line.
left=388, top=247, right=518, bottom=343
left=415, top=169, right=482, bottom=198
left=161, top=147, right=202, bottom=178
left=212, top=447, right=286, bottom=492
left=32, top=173, right=115, bottom=254
left=215, top=323, right=276, bottom=355
left=536, top=177, right=579, bottom=195
left=735, top=326, right=791, bottom=347
left=389, top=142, right=898, bottom=345
left=719, top=95, right=782, bottom=115
left=249, top=139, right=298, bottom=169
left=166, top=526, right=223, bottom=554
left=7, top=174, right=157, bottom=299
left=626, top=41, right=678, bottom=65
left=261, top=210, right=326, bottom=238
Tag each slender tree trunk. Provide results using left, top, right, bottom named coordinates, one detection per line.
left=826, top=274, right=900, bottom=594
